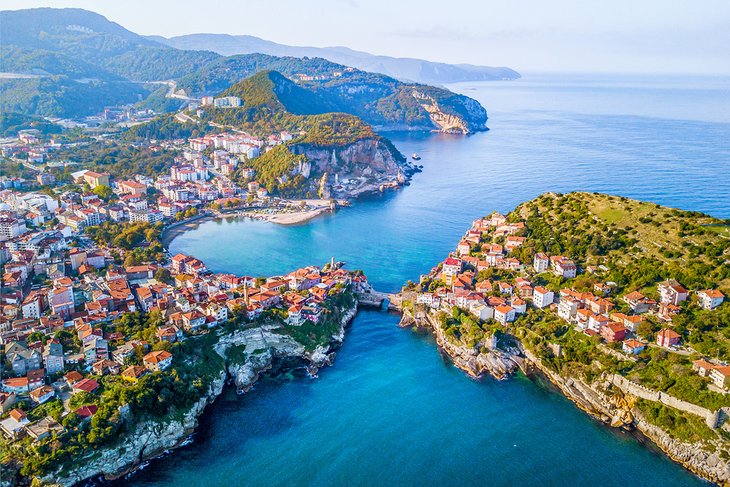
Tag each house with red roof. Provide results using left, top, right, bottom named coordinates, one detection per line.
left=656, top=328, right=681, bottom=348
left=143, top=350, right=173, bottom=372
left=697, top=289, right=725, bottom=310
left=622, top=339, right=646, bottom=355
left=600, top=323, right=627, bottom=343
left=494, top=305, right=515, bottom=324
left=658, top=280, right=688, bottom=306
left=709, top=366, right=730, bottom=390
left=72, top=378, right=100, bottom=394
left=75, top=404, right=99, bottom=420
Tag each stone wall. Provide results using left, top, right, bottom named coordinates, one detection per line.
left=610, top=374, right=722, bottom=429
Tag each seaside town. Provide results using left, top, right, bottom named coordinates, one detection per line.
left=1, top=120, right=341, bottom=225
left=410, top=208, right=728, bottom=387
left=0, top=126, right=374, bottom=476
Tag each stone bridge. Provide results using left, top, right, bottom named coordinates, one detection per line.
left=356, top=290, right=401, bottom=310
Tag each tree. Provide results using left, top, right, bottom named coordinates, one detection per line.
left=154, top=268, right=173, bottom=284
left=92, top=184, right=114, bottom=201
left=637, top=321, right=656, bottom=340
left=26, top=331, right=45, bottom=344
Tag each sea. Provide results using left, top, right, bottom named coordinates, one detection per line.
left=125, top=73, right=730, bottom=486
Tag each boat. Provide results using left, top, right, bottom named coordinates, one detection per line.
left=411, top=153, right=421, bottom=160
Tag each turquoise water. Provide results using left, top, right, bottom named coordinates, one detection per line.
left=137, top=75, right=730, bottom=486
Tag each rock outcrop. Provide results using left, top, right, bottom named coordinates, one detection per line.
left=521, top=348, right=730, bottom=484
left=402, top=310, right=520, bottom=379
left=401, top=308, right=730, bottom=484
left=411, top=90, right=488, bottom=134
left=42, top=371, right=226, bottom=486
left=291, top=138, right=416, bottom=198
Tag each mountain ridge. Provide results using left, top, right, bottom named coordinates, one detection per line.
left=153, top=32, right=521, bottom=84
left=0, top=7, right=488, bottom=133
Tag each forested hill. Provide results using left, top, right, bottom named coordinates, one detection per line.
left=0, top=8, right=488, bottom=133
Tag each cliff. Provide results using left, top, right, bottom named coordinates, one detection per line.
left=411, top=90, right=488, bottom=134
left=400, top=309, right=520, bottom=379
left=521, top=348, right=730, bottom=484
left=291, top=138, right=414, bottom=198
left=31, top=301, right=358, bottom=487
left=40, top=372, right=227, bottom=486
left=402, top=303, right=730, bottom=484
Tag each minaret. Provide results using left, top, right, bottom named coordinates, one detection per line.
left=331, top=256, right=335, bottom=270
left=244, top=283, right=250, bottom=307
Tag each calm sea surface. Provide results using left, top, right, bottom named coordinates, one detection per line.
left=135, top=74, right=729, bottom=486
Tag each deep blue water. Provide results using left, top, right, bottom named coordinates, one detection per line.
left=143, top=74, right=730, bottom=486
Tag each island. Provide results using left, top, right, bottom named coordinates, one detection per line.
left=397, top=192, right=730, bottom=483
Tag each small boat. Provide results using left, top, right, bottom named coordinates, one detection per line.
left=411, top=153, right=421, bottom=160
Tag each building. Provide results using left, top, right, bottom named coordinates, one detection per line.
left=213, top=96, right=241, bottom=108
left=494, top=305, right=516, bottom=324
left=43, top=340, right=65, bottom=375
left=622, top=339, right=646, bottom=355
left=29, top=385, right=55, bottom=404
left=697, top=289, right=725, bottom=310
left=709, top=366, right=730, bottom=390
left=143, top=350, right=173, bottom=372
left=0, top=409, right=29, bottom=439
left=36, top=172, right=55, bottom=186
left=21, top=292, right=44, bottom=319
left=656, top=328, right=681, bottom=348
left=533, top=253, right=549, bottom=273
left=287, top=305, right=303, bottom=326
left=658, top=280, right=688, bottom=306
left=551, top=256, right=577, bottom=278
left=623, top=291, right=652, bottom=314
left=600, top=323, right=627, bottom=343
left=693, top=359, right=717, bottom=377
left=118, top=180, right=147, bottom=195
left=82, top=171, right=110, bottom=189
left=72, top=378, right=100, bottom=394
left=533, top=287, right=554, bottom=309
left=0, top=217, right=27, bottom=241
left=5, top=342, right=42, bottom=376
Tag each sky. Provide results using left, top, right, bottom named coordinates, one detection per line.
left=3, top=0, right=730, bottom=74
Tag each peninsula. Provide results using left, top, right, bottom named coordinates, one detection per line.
left=398, top=192, right=730, bottom=483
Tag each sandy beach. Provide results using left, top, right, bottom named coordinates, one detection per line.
left=161, top=205, right=333, bottom=247
left=264, top=207, right=329, bottom=225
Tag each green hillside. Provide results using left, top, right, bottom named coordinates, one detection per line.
left=0, top=8, right=488, bottom=133
left=512, top=192, right=730, bottom=290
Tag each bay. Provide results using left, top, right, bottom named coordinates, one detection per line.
left=131, top=74, right=730, bottom=486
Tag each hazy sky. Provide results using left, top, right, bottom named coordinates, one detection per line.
left=4, top=0, right=730, bottom=74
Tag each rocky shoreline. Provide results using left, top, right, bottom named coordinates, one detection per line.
left=28, top=303, right=358, bottom=487
left=400, top=308, right=730, bottom=485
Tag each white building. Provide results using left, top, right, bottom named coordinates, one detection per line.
left=533, top=253, right=549, bottom=273
left=0, top=218, right=27, bottom=241
left=698, top=290, right=725, bottom=310
left=533, top=287, right=555, bottom=309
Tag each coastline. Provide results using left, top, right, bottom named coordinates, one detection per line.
left=400, top=308, right=730, bottom=485
left=44, top=300, right=360, bottom=487
left=160, top=206, right=332, bottom=248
